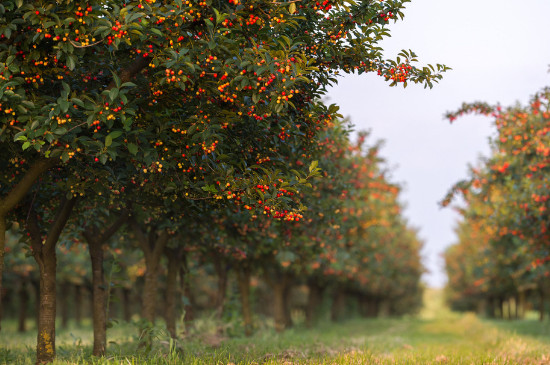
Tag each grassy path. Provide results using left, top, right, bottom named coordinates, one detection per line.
left=2, top=289, right=550, bottom=364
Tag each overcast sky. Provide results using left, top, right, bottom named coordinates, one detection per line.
left=328, top=0, right=550, bottom=287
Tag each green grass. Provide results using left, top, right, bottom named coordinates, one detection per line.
left=2, top=290, right=550, bottom=364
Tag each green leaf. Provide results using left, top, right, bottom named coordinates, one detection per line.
left=112, top=73, right=121, bottom=88
left=127, top=142, right=138, bottom=155
left=22, top=141, right=31, bottom=150
left=289, top=3, right=296, bottom=14
left=54, top=127, right=67, bottom=135
left=66, top=56, right=75, bottom=71
left=309, top=160, right=318, bottom=173
left=109, top=88, right=119, bottom=101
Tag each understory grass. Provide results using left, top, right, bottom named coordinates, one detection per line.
left=2, top=289, right=550, bottom=364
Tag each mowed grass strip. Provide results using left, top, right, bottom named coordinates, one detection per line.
left=2, top=290, right=550, bottom=364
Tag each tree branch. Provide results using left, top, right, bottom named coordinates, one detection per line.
left=0, top=158, right=58, bottom=215
left=44, top=197, right=78, bottom=251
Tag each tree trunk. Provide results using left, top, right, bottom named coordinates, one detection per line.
left=129, top=218, right=169, bottom=347
left=0, top=158, right=58, bottom=333
left=283, top=282, right=293, bottom=329
left=18, top=278, right=29, bottom=333
left=366, top=297, right=380, bottom=318
left=122, top=288, right=131, bottom=322
left=272, top=280, right=286, bottom=332
left=236, top=265, right=252, bottom=336
left=518, top=291, right=526, bottom=319
left=58, top=282, right=70, bottom=329
left=213, top=255, right=228, bottom=321
left=305, top=281, right=323, bottom=328
left=27, top=197, right=76, bottom=364
left=141, top=259, right=160, bottom=325
left=164, top=248, right=181, bottom=339
left=331, top=287, right=346, bottom=322
left=498, top=297, right=504, bottom=319
left=88, top=239, right=107, bottom=356
left=540, top=289, right=545, bottom=322
left=0, top=215, right=5, bottom=332
left=180, top=262, right=194, bottom=328
left=35, top=246, right=57, bottom=364
left=486, top=297, right=495, bottom=318
left=74, top=284, right=83, bottom=326
left=82, top=212, right=127, bottom=356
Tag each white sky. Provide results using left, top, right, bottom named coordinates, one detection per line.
left=328, top=0, right=550, bottom=287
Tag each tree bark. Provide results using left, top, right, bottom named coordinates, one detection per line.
left=88, top=238, right=107, bottom=356
left=540, top=289, right=545, bottom=322
left=180, top=261, right=194, bottom=328
left=83, top=212, right=127, bottom=357
left=272, top=280, right=286, bottom=332
left=213, top=254, right=228, bottom=321
left=306, top=281, right=323, bottom=328
left=0, top=159, right=58, bottom=331
left=330, top=287, right=346, bottom=322
left=129, top=218, right=169, bottom=346
left=28, top=197, right=77, bottom=364
left=164, top=248, right=181, bottom=339
left=35, top=244, right=57, bottom=364
left=74, top=284, right=83, bottom=326
left=0, top=215, right=5, bottom=332
left=283, top=282, right=293, bottom=329
left=18, top=277, right=29, bottom=332
left=122, top=288, right=132, bottom=322
left=236, top=265, right=252, bottom=336
left=518, top=291, right=526, bottom=319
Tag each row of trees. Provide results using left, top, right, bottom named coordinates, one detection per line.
left=443, top=84, right=550, bottom=319
left=1, top=0, right=446, bottom=363
left=2, top=122, right=425, bottom=357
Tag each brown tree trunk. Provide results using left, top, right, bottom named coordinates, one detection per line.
left=213, top=255, right=228, bottom=321
left=272, top=280, right=286, bottom=332
left=331, top=287, right=346, bottom=322
left=164, top=248, right=181, bottom=339
left=0, top=215, right=5, bottom=332
left=58, top=282, right=70, bottom=329
left=486, top=296, right=495, bottom=318
left=0, top=159, right=58, bottom=332
left=236, top=265, right=252, bottom=336
left=141, top=259, right=160, bottom=324
left=83, top=211, right=127, bottom=357
left=35, top=245, right=57, bottom=364
left=180, top=261, right=194, bottom=328
left=305, top=281, right=323, bottom=328
left=74, top=284, right=83, bottom=326
left=88, top=239, right=107, bottom=356
left=540, top=289, right=545, bottom=322
left=28, top=197, right=76, bottom=364
left=518, top=291, right=526, bottom=319
left=366, top=297, right=380, bottom=317
left=122, top=288, right=132, bottom=322
left=18, top=278, right=29, bottom=332
left=283, top=282, right=293, bottom=329
left=129, top=218, right=169, bottom=346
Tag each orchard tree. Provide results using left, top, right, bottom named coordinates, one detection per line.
left=444, top=85, right=550, bottom=318
left=1, top=0, right=448, bottom=362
